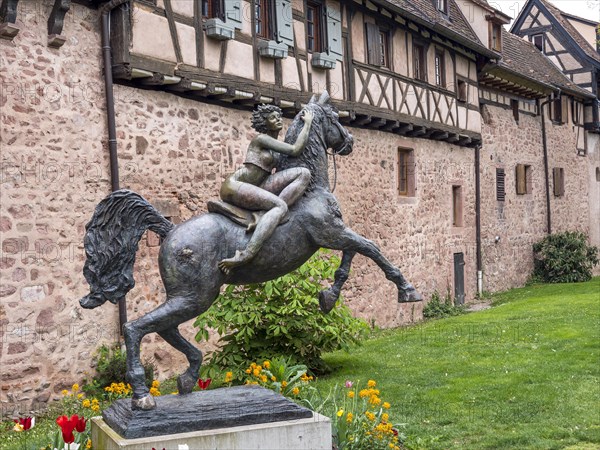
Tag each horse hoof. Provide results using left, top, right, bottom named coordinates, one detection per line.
left=398, top=287, right=423, bottom=303
left=177, top=372, right=197, bottom=395
left=131, top=394, right=156, bottom=411
left=319, top=289, right=337, bottom=314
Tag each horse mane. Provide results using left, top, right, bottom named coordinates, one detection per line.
left=279, top=103, right=328, bottom=191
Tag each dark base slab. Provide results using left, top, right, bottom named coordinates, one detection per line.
left=102, top=385, right=314, bottom=439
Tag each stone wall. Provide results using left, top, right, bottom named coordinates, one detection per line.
left=480, top=102, right=597, bottom=292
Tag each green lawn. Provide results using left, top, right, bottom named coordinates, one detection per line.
left=316, top=278, right=600, bottom=449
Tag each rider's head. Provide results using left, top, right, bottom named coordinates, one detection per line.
left=252, top=104, right=283, bottom=133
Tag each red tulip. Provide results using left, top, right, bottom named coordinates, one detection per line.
left=56, top=415, right=79, bottom=444
left=13, top=417, right=33, bottom=430
left=197, top=378, right=212, bottom=390
left=75, top=415, right=87, bottom=433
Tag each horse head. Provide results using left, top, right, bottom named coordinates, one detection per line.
left=281, top=91, right=353, bottom=190
left=306, top=91, right=354, bottom=156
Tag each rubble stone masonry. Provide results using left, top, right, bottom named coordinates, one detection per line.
left=1, top=1, right=598, bottom=414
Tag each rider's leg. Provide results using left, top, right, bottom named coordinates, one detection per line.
left=261, top=167, right=311, bottom=206
left=219, top=181, right=288, bottom=272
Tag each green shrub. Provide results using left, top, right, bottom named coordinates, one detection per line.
left=422, top=289, right=465, bottom=319
left=194, top=251, right=369, bottom=377
left=83, top=344, right=156, bottom=397
left=533, top=231, right=599, bottom=283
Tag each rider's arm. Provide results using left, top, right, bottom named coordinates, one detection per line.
left=255, top=111, right=314, bottom=157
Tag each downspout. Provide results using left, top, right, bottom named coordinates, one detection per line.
left=100, top=0, right=131, bottom=338
left=540, top=92, right=558, bottom=235
left=475, top=144, right=483, bottom=296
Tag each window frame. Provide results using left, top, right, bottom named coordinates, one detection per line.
left=365, top=22, right=391, bottom=68
left=516, top=164, right=532, bottom=195
left=434, top=49, right=446, bottom=88
left=202, top=0, right=224, bottom=19
left=436, top=0, right=448, bottom=14
left=255, top=0, right=272, bottom=40
left=413, top=42, right=427, bottom=82
left=496, top=168, right=506, bottom=202
left=511, top=99, right=519, bottom=123
left=452, top=185, right=463, bottom=227
left=553, top=167, right=565, bottom=197
left=489, top=21, right=502, bottom=51
left=397, top=148, right=416, bottom=197
left=532, top=33, right=544, bottom=52
left=306, top=1, right=323, bottom=53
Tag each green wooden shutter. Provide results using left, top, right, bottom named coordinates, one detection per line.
left=365, top=22, right=380, bottom=66
left=325, top=5, right=343, bottom=60
left=224, top=0, right=242, bottom=29
left=275, top=0, right=294, bottom=46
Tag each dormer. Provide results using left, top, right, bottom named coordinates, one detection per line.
left=455, top=0, right=510, bottom=53
left=485, top=11, right=511, bottom=52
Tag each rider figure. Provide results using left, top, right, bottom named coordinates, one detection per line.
left=218, top=105, right=314, bottom=273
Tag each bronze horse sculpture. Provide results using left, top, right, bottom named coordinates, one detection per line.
left=79, top=92, right=421, bottom=410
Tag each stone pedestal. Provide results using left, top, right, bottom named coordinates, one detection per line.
left=91, top=385, right=332, bottom=449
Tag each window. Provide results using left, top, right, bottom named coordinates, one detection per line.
left=553, top=168, right=565, bottom=197
left=489, top=22, right=502, bottom=51
left=452, top=185, right=463, bottom=227
left=511, top=99, right=519, bottom=123
left=496, top=168, right=505, bottom=201
left=365, top=23, right=390, bottom=68
left=436, top=0, right=448, bottom=14
left=202, top=0, right=223, bottom=18
left=413, top=43, right=426, bottom=82
left=457, top=79, right=467, bottom=102
left=532, top=34, right=544, bottom=52
left=434, top=50, right=446, bottom=87
left=255, top=0, right=271, bottom=39
left=306, top=2, right=322, bottom=52
left=551, top=97, right=568, bottom=124
left=515, top=164, right=532, bottom=195
left=397, top=148, right=415, bottom=197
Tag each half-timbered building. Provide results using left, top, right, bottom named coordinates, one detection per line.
left=1, top=0, right=598, bottom=412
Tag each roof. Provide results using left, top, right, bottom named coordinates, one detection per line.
left=494, top=29, right=594, bottom=98
left=537, top=0, right=600, bottom=64
left=380, top=0, right=495, bottom=56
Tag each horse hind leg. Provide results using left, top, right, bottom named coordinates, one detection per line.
left=122, top=293, right=206, bottom=410
left=158, top=327, right=202, bottom=395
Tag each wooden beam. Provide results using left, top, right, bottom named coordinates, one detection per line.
left=446, top=133, right=460, bottom=143
left=407, top=126, right=427, bottom=137
left=369, top=117, right=386, bottom=128
left=382, top=120, right=400, bottom=132
left=353, top=115, right=372, bottom=126
left=0, top=0, right=20, bottom=39
left=396, top=123, right=413, bottom=135
left=47, top=0, right=70, bottom=48
left=457, top=135, right=472, bottom=146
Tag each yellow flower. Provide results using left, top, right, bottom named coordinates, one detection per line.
left=225, top=372, right=233, bottom=383
left=346, top=412, right=353, bottom=423
left=383, top=402, right=391, bottom=409
left=86, top=439, right=92, bottom=449
left=82, top=399, right=91, bottom=408
left=369, top=395, right=381, bottom=406
left=261, top=375, right=268, bottom=383
left=171, top=391, right=179, bottom=395
left=149, top=387, right=161, bottom=396
left=256, top=365, right=262, bottom=371
left=348, top=391, right=355, bottom=398
left=359, top=389, right=369, bottom=398
left=367, top=380, right=376, bottom=388
left=245, top=369, right=251, bottom=374
left=72, top=384, right=80, bottom=392
left=337, top=409, right=344, bottom=417
left=382, top=413, right=389, bottom=423
left=281, top=381, right=288, bottom=388
left=91, top=404, right=100, bottom=412
left=77, top=393, right=84, bottom=399
left=151, top=380, right=160, bottom=389
left=271, top=376, right=276, bottom=382
left=61, top=390, right=69, bottom=396
left=263, top=361, right=271, bottom=369
left=292, top=387, right=300, bottom=395
left=13, top=423, right=24, bottom=432
left=92, top=398, right=99, bottom=405
left=253, top=369, right=260, bottom=377
left=365, top=411, right=375, bottom=421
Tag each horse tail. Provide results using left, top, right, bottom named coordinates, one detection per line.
left=79, top=189, right=174, bottom=309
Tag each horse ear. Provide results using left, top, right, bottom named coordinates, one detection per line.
left=318, top=90, right=330, bottom=105
left=308, top=94, right=317, bottom=104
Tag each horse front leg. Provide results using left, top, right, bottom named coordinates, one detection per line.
left=319, top=250, right=355, bottom=313
left=318, top=227, right=422, bottom=304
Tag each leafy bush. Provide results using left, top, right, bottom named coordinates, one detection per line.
left=533, top=232, right=598, bottom=283
left=422, top=289, right=465, bottom=319
left=194, top=251, right=369, bottom=377
left=83, top=344, right=156, bottom=397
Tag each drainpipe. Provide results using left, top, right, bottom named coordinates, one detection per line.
left=475, top=144, right=483, bottom=296
left=540, top=91, right=558, bottom=235
left=100, top=0, right=131, bottom=338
